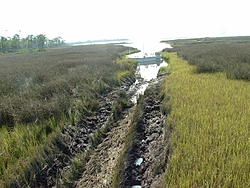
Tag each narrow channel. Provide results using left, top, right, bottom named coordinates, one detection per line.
left=125, top=41, right=169, bottom=188
left=125, top=40, right=169, bottom=103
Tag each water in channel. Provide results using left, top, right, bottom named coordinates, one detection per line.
left=124, top=40, right=169, bottom=103
left=129, top=61, right=167, bottom=104
left=125, top=41, right=168, bottom=188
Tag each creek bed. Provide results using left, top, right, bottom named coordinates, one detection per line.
left=124, top=58, right=168, bottom=187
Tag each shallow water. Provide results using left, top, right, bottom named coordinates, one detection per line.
left=126, top=40, right=169, bottom=103
left=139, top=62, right=168, bottom=81
left=130, top=61, right=167, bottom=103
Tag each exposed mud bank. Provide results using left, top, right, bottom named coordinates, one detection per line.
left=75, top=106, right=136, bottom=188
left=73, top=76, right=168, bottom=188
left=121, top=77, right=169, bottom=188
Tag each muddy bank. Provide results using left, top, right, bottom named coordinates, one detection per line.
left=121, top=77, right=169, bottom=188
left=72, top=76, right=168, bottom=188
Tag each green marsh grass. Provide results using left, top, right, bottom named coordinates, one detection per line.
left=162, top=52, right=250, bottom=187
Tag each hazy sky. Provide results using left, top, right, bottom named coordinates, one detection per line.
left=1, top=0, right=250, bottom=42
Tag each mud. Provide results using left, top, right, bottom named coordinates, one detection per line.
left=123, top=77, right=168, bottom=188
left=32, top=97, right=112, bottom=187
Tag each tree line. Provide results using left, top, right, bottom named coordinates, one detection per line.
left=0, top=34, right=66, bottom=53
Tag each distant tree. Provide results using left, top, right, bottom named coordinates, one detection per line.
left=36, top=34, right=46, bottom=49
left=0, top=34, right=66, bottom=53
left=20, top=37, right=28, bottom=49
left=11, top=34, right=20, bottom=51
left=27, top=35, right=34, bottom=49
left=0, top=36, right=4, bottom=52
left=0, top=36, right=7, bottom=53
left=53, top=36, right=61, bottom=47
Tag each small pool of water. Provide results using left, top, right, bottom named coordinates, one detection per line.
left=131, top=186, right=141, bottom=188
left=139, top=62, right=167, bottom=81
left=135, top=157, right=143, bottom=166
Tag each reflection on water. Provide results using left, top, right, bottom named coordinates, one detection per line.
left=130, top=61, right=168, bottom=104
left=126, top=40, right=169, bottom=103
left=125, top=40, right=169, bottom=188
left=139, top=62, right=168, bottom=81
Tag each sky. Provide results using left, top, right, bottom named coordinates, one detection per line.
left=1, top=0, right=250, bottom=42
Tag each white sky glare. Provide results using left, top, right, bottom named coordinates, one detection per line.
left=1, top=0, right=250, bottom=42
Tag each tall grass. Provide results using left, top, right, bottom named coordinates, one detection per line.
left=0, top=118, right=64, bottom=186
left=161, top=52, right=250, bottom=187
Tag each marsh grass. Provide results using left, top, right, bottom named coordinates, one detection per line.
left=0, top=44, right=137, bottom=186
left=0, top=119, right=65, bottom=186
left=161, top=52, right=250, bottom=187
left=0, top=45, right=136, bottom=126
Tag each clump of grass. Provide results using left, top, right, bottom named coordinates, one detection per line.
left=0, top=118, right=65, bottom=186
left=161, top=52, right=250, bottom=187
left=112, top=91, right=133, bottom=121
left=62, top=151, right=90, bottom=186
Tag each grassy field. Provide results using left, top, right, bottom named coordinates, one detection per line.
left=161, top=52, right=250, bottom=187
left=0, top=44, right=137, bottom=185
